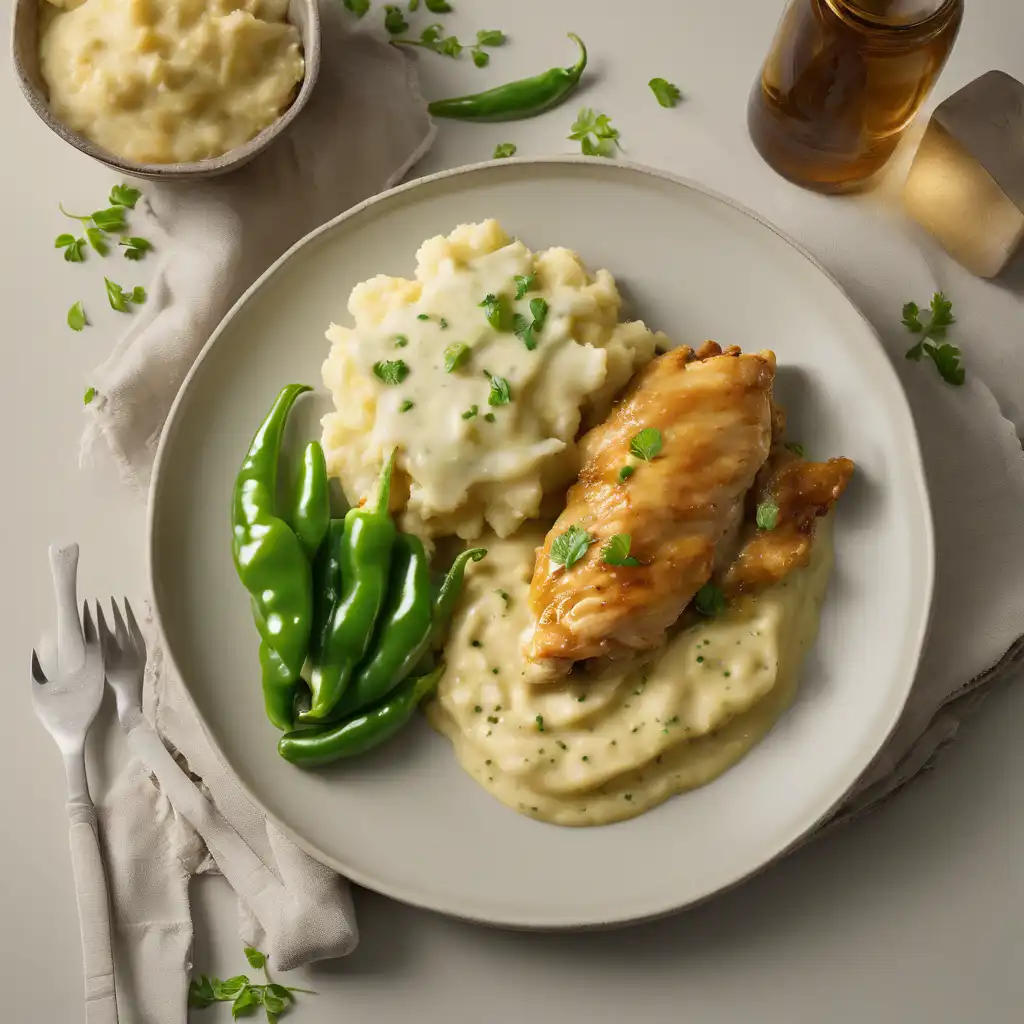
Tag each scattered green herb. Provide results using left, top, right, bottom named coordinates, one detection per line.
left=425, top=0, right=451, bottom=9
left=383, top=4, right=408, bottom=33
left=472, top=48, right=489, bottom=67
left=109, top=184, right=142, bottom=209
left=479, top=292, right=513, bottom=331
left=756, top=500, right=780, bottom=531
left=694, top=583, right=725, bottom=618
left=90, top=207, right=128, bottom=233
left=535, top=714, right=545, bottom=732
left=618, top=465, right=635, bottom=482
left=493, top=142, right=517, bottom=159
left=67, top=300, right=87, bottom=332
left=104, top=278, right=145, bottom=312
left=569, top=107, right=621, bottom=157
left=784, top=441, right=805, bottom=457
left=416, top=313, right=430, bottom=320
left=629, top=427, right=662, bottom=462
left=550, top=524, right=594, bottom=570
left=189, top=947, right=314, bottom=1022
left=602, top=533, right=640, bottom=567
left=514, top=274, right=535, bottom=299
left=483, top=369, right=512, bottom=405
left=462, top=405, right=479, bottom=419
left=373, top=359, right=410, bottom=385
left=512, top=313, right=536, bottom=350
left=476, top=28, right=504, bottom=45
left=529, top=296, right=548, bottom=331
left=399, top=399, right=415, bottom=413
left=394, top=22, right=463, bottom=57
left=496, top=589, right=511, bottom=608
left=83, top=386, right=97, bottom=405
left=902, top=292, right=963, bottom=385
left=408, top=0, right=419, bottom=8
left=444, top=342, right=471, bottom=372
left=393, top=335, right=409, bottom=348
left=649, top=77, right=682, bottom=108
left=55, top=233, right=86, bottom=262
left=484, top=412, right=496, bottom=422
left=119, top=236, right=152, bottom=261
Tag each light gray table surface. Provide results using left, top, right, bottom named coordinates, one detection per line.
left=2, top=0, right=1021, bottom=1020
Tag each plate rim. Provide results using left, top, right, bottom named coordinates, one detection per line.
left=147, top=155, right=935, bottom=930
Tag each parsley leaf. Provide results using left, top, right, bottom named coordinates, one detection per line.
left=649, top=77, right=682, bottom=108
left=393, top=334, right=408, bottom=348
left=55, top=233, right=76, bottom=249
left=129, top=285, right=147, bottom=304
left=67, top=300, right=87, bottom=332
left=483, top=369, right=512, bottom=405
left=444, top=342, right=471, bottom=372
left=119, top=235, right=152, bottom=260
left=756, top=500, right=780, bottom=531
left=602, top=533, right=640, bottom=567
left=104, top=277, right=129, bottom=311
left=373, top=359, right=410, bottom=385
left=213, top=976, right=249, bottom=1000
left=477, top=28, right=504, bottom=46
left=529, top=297, right=548, bottom=332
left=784, top=441, right=805, bottom=457
left=91, top=207, right=127, bottom=232
left=569, top=107, right=622, bottom=158
left=344, top=0, right=370, bottom=12
left=399, top=398, right=415, bottom=412
left=694, top=583, right=725, bottom=617
left=901, top=291, right=964, bottom=385
left=109, top=184, right=141, bottom=208
left=479, top=292, right=513, bottom=331
left=512, top=313, right=536, bottom=350
left=629, top=427, right=662, bottom=461
left=493, top=142, right=516, bottom=158
left=471, top=48, right=489, bottom=67
left=618, top=465, right=635, bottom=482
left=550, top=525, right=594, bottom=569
left=83, top=386, right=97, bottom=405
left=57, top=235, right=86, bottom=262
left=514, top=274, right=535, bottom=299
left=393, top=22, right=466, bottom=57
left=425, top=0, right=451, bottom=10
left=85, top=227, right=108, bottom=255
left=461, top=404, right=478, bottom=419
left=383, top=5, right=408, bottom=33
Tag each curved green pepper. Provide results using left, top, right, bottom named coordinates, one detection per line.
left=427, top=34, right=587, bottom=122
left=302, top=451, right=397, bottom=721
left=288, top=441, right=330, bottom=562
left=430, top=547, right=489, bottom=648
left=278, top=666, right=444, bottom=768
left=232, top=384, right=313, bottom=729
left=309, top=519, right=344, bottom=659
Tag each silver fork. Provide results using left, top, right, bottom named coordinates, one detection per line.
left=31, top=545, right=118, bottom=1024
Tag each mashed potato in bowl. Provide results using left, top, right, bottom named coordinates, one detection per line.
left=321, top=220, right=661, bottom=541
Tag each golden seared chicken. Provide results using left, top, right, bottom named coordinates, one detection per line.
left=723, top=449, right=854, bottom=596
left=526, top=342, right=776, bottom=672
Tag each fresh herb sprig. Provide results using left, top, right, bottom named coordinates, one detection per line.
left=569, top=108, right=621, bottom=157
left=649, top=78, right=682, bottom=108
left=189, top=946, right=315, bottom=1022
left=550, top=524, right=594, bottom=570
left=902, top=292, right=964, bottom=386
left=104, top=278, right=146, bottom=312
left=56, top=185, right=152, bottom=261
left=512, top=297, right=548, bottom=351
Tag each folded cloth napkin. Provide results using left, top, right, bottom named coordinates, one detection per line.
left=88, top=8, right=434, bottom=1022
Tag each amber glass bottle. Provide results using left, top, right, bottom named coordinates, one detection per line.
left=748, top=0, right=963, bottom=192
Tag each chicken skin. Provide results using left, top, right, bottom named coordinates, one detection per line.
left=526, top=342, right=776, bottom=672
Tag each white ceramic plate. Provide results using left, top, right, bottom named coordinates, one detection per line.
left=149, top=158, right=933, bottom=929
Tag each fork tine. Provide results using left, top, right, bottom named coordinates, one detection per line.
left=31, top=649, right=48, bottom=684
left=110, top=600, right=129, bottom=648
left=82, top=601, right=98, bottom=646
left=123, top=598, right=147, bottom=658
left=95, top=601, right=113, bottom=656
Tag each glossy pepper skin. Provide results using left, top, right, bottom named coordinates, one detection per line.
left=430, top=547, right=489, bottom=648
left=301, top=451, right=397, bottom=722
left=427, top=34, right=586, bottom=122
left=288, top=441, right=330, bottom=562
left=278, top=666, right=444, bottom=768
left=309, top=519, right=344, bottom=660
left=232, top=384, right=313, bottom=730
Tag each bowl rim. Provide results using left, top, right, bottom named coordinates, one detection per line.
left=146, top=155, right=936, bottom=930
left=9, top=0, right=322, bottom=179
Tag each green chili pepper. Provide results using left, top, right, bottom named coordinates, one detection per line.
left=278, top=666, right=444, bottom=768
left=430, top=547, right=488, bottom=647
left=328, top=532, right=433, bottom=719
left=310, top=519, right=344, bottom=658
left=288, top=441, right=330, bottom=562
left=301, top=451, right=398, bottom=721
left=427, top=34, right=586, bottom=122
left=232, top=384, right=313, bottom=730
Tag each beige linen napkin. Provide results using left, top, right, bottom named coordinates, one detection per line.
left=87, top=8, right=435, bottom=1023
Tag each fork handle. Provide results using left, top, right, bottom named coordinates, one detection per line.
left=67, top=798, right=119, bottom=1024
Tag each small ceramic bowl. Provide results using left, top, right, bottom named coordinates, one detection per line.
left=11, top=0, right=321, bottom=181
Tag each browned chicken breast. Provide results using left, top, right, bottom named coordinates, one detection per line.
left=723, top=449, right=854, bottom=596
left=526, top=342, right=776, bottom=672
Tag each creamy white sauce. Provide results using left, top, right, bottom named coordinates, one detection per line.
left=321, top=221, right=659, bottom=541
left=40, top=0, right=304, bottom=164
left=428, top=519, right=835, bottom=827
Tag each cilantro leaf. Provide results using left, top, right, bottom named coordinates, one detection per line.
left=477, top=29, right=504, bottom=46
left=649, top=77, right=682, bottom=108
left=694, top=583, right=725, bottom=617
left=514, top=274, right=535, bottom=299
left=550, top=525, right=594, bottom=570
left=784, top=441, right=805, bottom=457
left=425, top=0, right=451, bottom=10
left=91, top=207, right=127, bottom=232
left=393, top=334, right=408, bottom=348
left=602, top=533, right=640, bottom=567
left=83, top=386, right=97, bottom=405
left=493, top=142, right=516, bottom=158
left=344, top=0, right=370, bottom=13
left=109, top=184, right=141, bottom=208
left=471, top=48, right=489, bottom=67
left=618, top=465, right=635, bottom=482
left=629, top=427, right=662, bottom=461
left=569, top=107, right=621, bottom=158
left=444, top=342, right=471, bottom=372
left=483, top=369, right=512, bottom=405
left=67, top=300, right=87, bottom=332
left=755, top=500, right=780, bottom=531
left=512, top=313, right=536, bottom=350
left=373, top=359, right=410, bottom=385
left=383, top=5, right=409, bottom=33
left=85, top=227, right=109, bottom=255
left=901, top=292, right=964, bottom=385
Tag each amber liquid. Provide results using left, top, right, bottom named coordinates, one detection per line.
left=748, top=0, right=963, bottom=192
